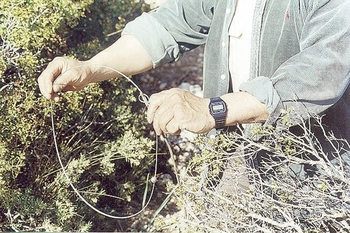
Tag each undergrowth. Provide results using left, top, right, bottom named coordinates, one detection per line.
left=152, top=117, right=350, bottom=232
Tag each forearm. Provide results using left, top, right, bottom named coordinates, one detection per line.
left=37, top=35, right=153, bottom=101
left=86, top=35, right=153, bottom=82
left=221, top=91, right=269, bottom=126
left=146, top=88, right=269, bottom=135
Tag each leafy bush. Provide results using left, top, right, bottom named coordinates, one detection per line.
left=0, top=0, right=156, bottom=231
left=3, top=0, right=349, bottom=232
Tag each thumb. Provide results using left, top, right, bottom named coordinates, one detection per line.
left=52, top=74, right=69, bottom=93
left=52, top=67, right=84, bottom=93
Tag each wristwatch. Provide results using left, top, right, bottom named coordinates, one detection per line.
left=209, top=97, right=227, bottom=129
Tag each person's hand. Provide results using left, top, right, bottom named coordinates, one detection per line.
left=38, top=57, right=92, bottom=101
left=147, top=88, right=215, bottom=135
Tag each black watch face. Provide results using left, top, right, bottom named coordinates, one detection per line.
left=210, top=102, right=226, bottom=114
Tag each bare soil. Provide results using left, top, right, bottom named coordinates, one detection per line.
left=135, top=46, right=204, bottom=95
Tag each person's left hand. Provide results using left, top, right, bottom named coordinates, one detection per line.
left=147, top=88, right=215, bottom=135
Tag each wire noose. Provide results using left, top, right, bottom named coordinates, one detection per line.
left=50, top=64, right=158, bottom=219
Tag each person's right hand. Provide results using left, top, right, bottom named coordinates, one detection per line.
left=37, top=57, right=92, bottom=101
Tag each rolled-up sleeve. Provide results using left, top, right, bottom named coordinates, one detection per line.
left=122, top=13, right=180, bottom=67
left=240, top=76, right=283, bottom=126
left=122, top=0, right=214, bottom=68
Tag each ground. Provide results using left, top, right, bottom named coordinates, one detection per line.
left=135, top=46, right=204, bottom=95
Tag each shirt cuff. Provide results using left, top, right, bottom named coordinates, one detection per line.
left=122, top=13, right=180, bottom=68
left=240, top=76, right=283, bottom=126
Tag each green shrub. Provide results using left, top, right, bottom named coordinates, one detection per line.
left=0, top=0, right=155, bottom=231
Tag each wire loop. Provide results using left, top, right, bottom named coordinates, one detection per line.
left=50, top=64, right=157, bottom=219
left=138, top=93, right=150, bottom=106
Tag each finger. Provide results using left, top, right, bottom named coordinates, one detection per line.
left=37, top=58, right=65, bottom=100
left=52, top=77, right=77, bottom=93
left=153, top=107, right=174, bottom=135
left=52, top=67, right=79, bottom=93
left=153, top=119, right=163, bottom=136
left=37, top=70, right=56, bottom=100
left=147, top=92, right=165, bottom=123
left=147, top=89, right=183, bottom=123
left=165, top=119, right=181, bottom=135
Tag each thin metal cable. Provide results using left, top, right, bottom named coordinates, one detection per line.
left=50, top=64, right=158, bottom=219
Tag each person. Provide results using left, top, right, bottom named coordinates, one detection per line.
left=38, top=0, right=350, bottom=142
left=38, top=0, right=350, bottom=170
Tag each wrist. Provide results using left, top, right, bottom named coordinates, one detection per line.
left=84, top=59, right=118, bottom=83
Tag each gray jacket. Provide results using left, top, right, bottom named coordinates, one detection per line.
left=123, top=0, right=350, bottom=141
